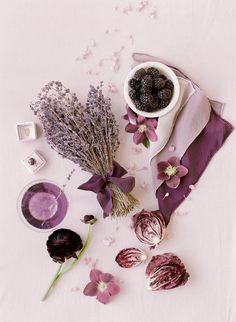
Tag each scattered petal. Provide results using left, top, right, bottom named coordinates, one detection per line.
left=103, top=236, right=115, bottom=246
left=168, top=144, right=176, bottom=152
left=189, top=184, right=195, bottom=190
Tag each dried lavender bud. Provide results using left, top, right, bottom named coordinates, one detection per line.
left=115, top=248, right=147, bottom=268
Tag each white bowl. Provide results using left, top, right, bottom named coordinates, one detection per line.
left=123, top=61, right=180, bottom=118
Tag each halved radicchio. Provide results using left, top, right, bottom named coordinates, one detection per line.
left=132, top=210, right=166, bottom=248
left=115, top=248, right=147, bottom=268
left=146, top=253, right=189, bottom=291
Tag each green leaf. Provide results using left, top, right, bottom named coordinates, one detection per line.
left=142, top=138, right=150, bottom=148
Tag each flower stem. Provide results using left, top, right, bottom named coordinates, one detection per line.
left=41, top=224, right=91, bottom=301
left=61, top=224, right=91, bottom=274
left=41, top=263, right=63, bottom=301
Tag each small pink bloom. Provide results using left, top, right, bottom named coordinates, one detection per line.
left=123, top=107, right=157, bottom=145
left=157, top=157, right=188, bottom=189
left=83, top=269, right=120, bottom=304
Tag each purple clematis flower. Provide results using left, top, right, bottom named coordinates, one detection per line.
left=157, top=156, right=188, bottom=189
left=83, top=269, right=120, bottom=304
left=123, top=107, right=157, bottom=145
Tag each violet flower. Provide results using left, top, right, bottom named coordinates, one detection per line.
left=123, top=107, right=157, bottom=145
left=83, top=269, right=120, bottom=304
left=146, top=253, right=189, bottom=291
left=157, top=156, right=188, bottom=189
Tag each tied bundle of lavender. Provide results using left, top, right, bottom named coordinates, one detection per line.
left=30, top=81, right=138, bottom=218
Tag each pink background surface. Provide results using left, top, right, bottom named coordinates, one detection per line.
left=0, top=1, right=236, bottom=321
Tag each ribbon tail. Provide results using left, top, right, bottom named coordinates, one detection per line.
left=111, top=160, right=128, bottom=177
left=97, top=187, right=113, bottom=218
left=78, top=175, right=104, bottom=193
left=110, top=176, right=135, bottom=193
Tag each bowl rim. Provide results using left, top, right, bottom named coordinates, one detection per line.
left=123, top=61, right=180, bottom=118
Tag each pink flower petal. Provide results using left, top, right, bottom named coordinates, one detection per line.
left=127, top=106, right=137, bottom=122
left=145, top=128, right=157, bottom=142
left=107, top=282, right=120, bottom=296
left=100, top=273, right=114, bottom=283
left=133, top=131, right=145, bottom=144
left=166, top=175, right=180, bottom=189
left=145, top=118, right=157, bottom=129
left=96, top=290, right=111, bottom=304
left=137, top=115, right=146, bottom=124
left=83, top=282, right=98, bottom=296
left=125, top=123, right=139, bottom=133
left=168, top=156, right=180, bottom=167
left=158, top=172, right=170, bottom=181
left=90, top=269, right=102, bottom=282
left=176, top=165, right=189, bottom=178
left=157, top=161, right=169, bottom=172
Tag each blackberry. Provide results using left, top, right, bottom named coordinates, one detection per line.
left=140, top=94, right=154, bottom=106
left=134, top=100, right=144, bottom=111
left=159, top=99, right=170, bottom=109
left=134, top=68, right=146, bottom=80
left=159, top=74, right=167, bottom=80
left=153, top=77, right=166, bottom=90
left=147, top=67, right=159, bottom=78
left=140, top=85, right=152, bottom=94
left=129, top=78, right=141, bottom=90
left=141, top=75, right=153, bottom=88
left=129, top=89, right=138, bottom=101
left=165, top=80, right=174, bottom=90
left=151, top=95, right=159, bottom=110
left=158, top=88, right=172, bottom=100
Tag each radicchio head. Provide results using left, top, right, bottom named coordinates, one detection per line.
left=132, top=210, right=166, bottom=249
left=146, top=253, right=189, bottom=291
left=115, top=248, right=147, bottom=268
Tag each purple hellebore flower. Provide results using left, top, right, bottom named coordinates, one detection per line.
left=157, top=156, right=188, bottom=189
left=123, top=107, right=157, bottom=145
left=83, top=269, right=120, bottom=304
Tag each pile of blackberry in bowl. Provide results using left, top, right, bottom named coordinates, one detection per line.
left=128, top=67, right=174, bottom=113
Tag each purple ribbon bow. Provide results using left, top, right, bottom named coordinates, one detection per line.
left=78, top=161, right=135, bottom=218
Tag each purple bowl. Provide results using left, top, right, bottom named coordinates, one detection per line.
left=19, top=181, right=68, bottom=231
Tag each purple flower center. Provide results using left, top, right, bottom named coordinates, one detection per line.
left=164, top=165, right=177, bottom=177
left=138, top=124, right=147, bottom=133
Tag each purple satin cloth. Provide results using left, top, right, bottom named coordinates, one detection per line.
left=78, top=161, right=135, bottom=218
left=157, top=109, right=233, bottom=224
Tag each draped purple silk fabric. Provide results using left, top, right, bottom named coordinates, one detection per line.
left=157, top=109, right=233, bottom=225
left=131, top=53, right=234, bottom=225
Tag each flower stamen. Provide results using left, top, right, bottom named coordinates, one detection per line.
left=164, top=165, right=177, bottom=177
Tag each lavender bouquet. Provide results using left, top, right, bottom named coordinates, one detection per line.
left=30, top=81, right=138, bottom=218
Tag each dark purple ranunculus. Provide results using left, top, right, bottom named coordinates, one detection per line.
left=46, top=228, right=83, bottom=263
left=81, top=214, right=97, bottom=225
left=133, top=210, right=166, bottom=249
left=146, top=253, right=189, bottom=291
left=115, top=248, right=147, bottom=268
